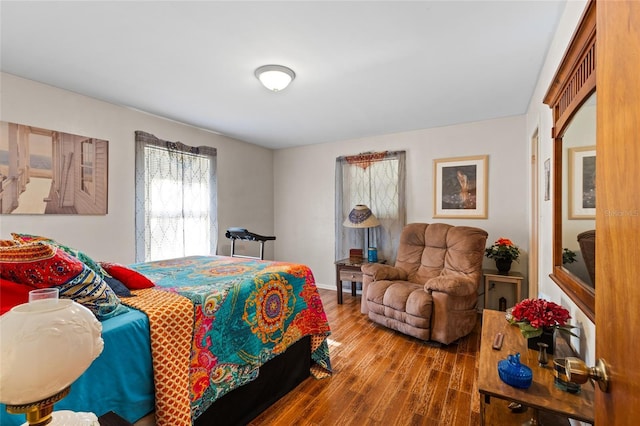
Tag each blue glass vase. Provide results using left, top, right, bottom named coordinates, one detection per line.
left=498, top=353, right=533, bottom=389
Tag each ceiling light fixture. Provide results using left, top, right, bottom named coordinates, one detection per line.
left=255, top=64, right=296, bottom=92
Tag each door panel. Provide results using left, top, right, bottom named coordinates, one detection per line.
left=596, top=0, right=640, bottom=423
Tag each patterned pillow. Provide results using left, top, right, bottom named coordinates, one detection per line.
left=0, top=242, right=84, bottom=287
left=11, top=233, right=109, bottom=279
left=0, top=239, right=18, bottom=247
left=57, top=264, right=128, bottom=319
left=0, top=242, right=126, bottom=319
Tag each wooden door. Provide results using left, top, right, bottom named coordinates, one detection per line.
left=596, top=0, right=640, bottom=423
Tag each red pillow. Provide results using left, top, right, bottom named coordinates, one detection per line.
left=100, top=262, right=155, bottom=290
left=0, top=278, right=34, bottom=315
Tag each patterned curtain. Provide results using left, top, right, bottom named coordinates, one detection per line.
left=335, top=150, right=406, bottom=264
left=134, top=131, right=218, bottom=262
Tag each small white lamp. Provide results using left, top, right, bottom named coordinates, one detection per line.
left=0, top=288, right=104, bottom=426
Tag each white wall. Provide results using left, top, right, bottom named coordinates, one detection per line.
left=524, top=0, right=595, bottom=365
left=274, top=115, right=530, bottom=301
left=0, top=72, right=275, bottom=263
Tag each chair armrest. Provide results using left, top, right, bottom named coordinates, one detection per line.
left=361, top=263, right=408, bottom=281
left=425, top=275, right=477, bottom=297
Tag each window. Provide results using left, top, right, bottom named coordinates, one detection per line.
left=135, top=131, right=217, bottom=262
left=335, top=151, right=406, bottom=264
left=80, top=139, right=94, bottom=196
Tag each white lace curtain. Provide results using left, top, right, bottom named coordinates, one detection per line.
left=335, top=150, right=406, bottom=264
left=134, top=131, right=218, bottom=262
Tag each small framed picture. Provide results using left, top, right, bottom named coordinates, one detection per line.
left=433, top=155, right=488, bottom=219
left=544, top=158, right=551, bottom=201
left=568, top=146, right=596, bottom=219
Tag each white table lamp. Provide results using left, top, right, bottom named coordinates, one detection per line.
left=0, top=288, right=104, bottom=426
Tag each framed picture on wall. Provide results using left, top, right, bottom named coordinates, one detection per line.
left=0, top=121, right=108, bottom=215
left=433, top=155, right=488, bottom=219
left=568, top=146, right=596, bottom=219
left=544, top=158, right=551, bottom=201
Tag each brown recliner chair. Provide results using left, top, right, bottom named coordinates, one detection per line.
left=577, top=229, right=596, bottom=287
left=361, top=223, right=488, bottom=344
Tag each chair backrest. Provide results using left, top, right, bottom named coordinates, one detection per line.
left=394, top=223, right=488, bottom=286
left=577, top=229, right=596, bottom=286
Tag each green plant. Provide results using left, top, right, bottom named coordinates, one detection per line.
left=485, top=238, right=520, bottom=262
left=562, top=248, right=577, bottom=264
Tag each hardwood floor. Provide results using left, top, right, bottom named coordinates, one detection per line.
left=137, top=288, right=567, bottom=425
left=249, top=289, right=482, bottom=425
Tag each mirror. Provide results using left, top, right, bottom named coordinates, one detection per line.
left=561, top=94, right=596, bottom=288
left=543, top=0, right=596, bottom=321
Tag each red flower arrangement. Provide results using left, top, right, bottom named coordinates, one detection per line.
left=485, top=237, right=520, bottom=262
left=507, top=298, right=575, bottom=339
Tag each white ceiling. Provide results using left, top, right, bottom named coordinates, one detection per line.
left=0, top=1, right=566, bottom=150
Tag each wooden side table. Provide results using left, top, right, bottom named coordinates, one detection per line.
left=334, top=258, right=384, bottom=304
left=478, top=310, right=594, bottom=425
left=483, top=270, right=524, bottom=310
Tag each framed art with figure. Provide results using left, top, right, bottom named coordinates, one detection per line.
left=433, top=155, right=488, bottom=219
left=568, top=146, right=596, bottom=219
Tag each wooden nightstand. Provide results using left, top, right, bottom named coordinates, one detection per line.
left=334, top=258, right=385, bottom=304
left=483, top=270, right=524, bottom=311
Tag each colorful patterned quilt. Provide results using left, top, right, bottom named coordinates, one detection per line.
left=130, top=255, right=332, bottom=422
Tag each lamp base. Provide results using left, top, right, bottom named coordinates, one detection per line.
left=6, top=387, right=70, bottom=426
left=20, top=411, right=99, bottom=426
left=6, top=387, right=97, bottom=426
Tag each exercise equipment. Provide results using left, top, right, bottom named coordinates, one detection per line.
left=225, top=227, right=276, bottom=260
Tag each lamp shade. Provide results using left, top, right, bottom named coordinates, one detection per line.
left=0, top=296, right=103, bottom=405
left=255, top=64, right=295, bottom=91
left=343, top=204, right=380, bottom=228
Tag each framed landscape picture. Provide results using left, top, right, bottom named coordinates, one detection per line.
left=433, top=155, right=488, bottom=219
left=0, top=121, right=108, bottom=215
left=568, top=146, right=596, bottom=219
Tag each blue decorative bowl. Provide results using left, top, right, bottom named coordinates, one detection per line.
left=498, top=353, right=533, bottom=389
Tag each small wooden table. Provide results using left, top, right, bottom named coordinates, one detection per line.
left=334, top=258, right=384, bottom=304
left=478, top=310, right=594, bottom=425
left=483, top=270, right=524, bottom=310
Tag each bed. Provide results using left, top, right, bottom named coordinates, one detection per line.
left=0, top=254, right=332, bottom=426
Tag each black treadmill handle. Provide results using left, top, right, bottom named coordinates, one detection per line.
left=225, top=228, right=276, bottom=242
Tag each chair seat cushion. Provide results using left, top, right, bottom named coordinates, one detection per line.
left=367, top=279, right=433, bottom=335
left=367, top=280, right=433, bottom=318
